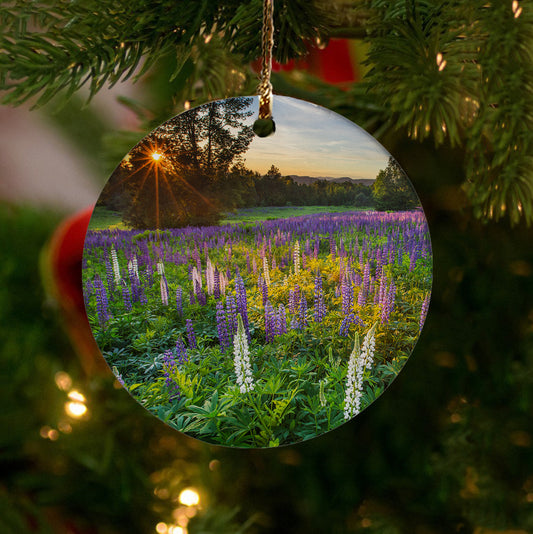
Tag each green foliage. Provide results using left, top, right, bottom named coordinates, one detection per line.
left=373, top=157, right=419, bottom=210
left=0, top=0, right=330, bottom=107
left=1, top=1, right=531, bottom=224
left=363, top=0, right=533, bottom=225
left=84, top=209, right=431, bottom=447
left=3, top=142, right=533, bottom=531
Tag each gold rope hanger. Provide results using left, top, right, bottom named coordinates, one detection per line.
left=253, top=0, right=276, bottom=137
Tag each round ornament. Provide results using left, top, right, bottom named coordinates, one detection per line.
left=82, top=95, right=432, bottom=448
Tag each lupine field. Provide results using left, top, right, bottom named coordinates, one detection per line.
left=83, top=209, right=432, bottom=447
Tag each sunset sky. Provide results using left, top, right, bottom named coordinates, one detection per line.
left=243, top=96, right=391, bottom=180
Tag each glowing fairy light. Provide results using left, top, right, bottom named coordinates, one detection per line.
left=65, top=401, right=87, bottom=418
left=54, top=371, right=72, bottom=391
left=178, top=488, right=200, bottom=507
left=512, top=1, right=523, bottom=18
left=58, top=420, right=72, bottom=434
left=40, top=426, right=60, bottom=440
left=436, top=52, right=447, bottom=71
left=68, top=390, right=86, bottom=402
left=152, top=151, right=162, bottom=161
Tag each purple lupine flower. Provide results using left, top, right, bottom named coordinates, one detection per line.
left=409, top=252, right=417, bottom=271
left=121, top=282, right=132, bottom=312
left=129, top=270, right=140, bottom=303
left=197, top=289, right=207, bottom=306
left=264, top=300, right=277, bottom=343
left=189, top=289, right=196, bottom=305
left=288, top=289, right=296, bottom=314
left=175, top=337, right=188, bottom=363
left=289, top=316, right=300, bottom=330
left=216, top=301, right=230, bottom=351
left=214, top=268, right=221, bottom=299
left=357, top=281, right=367, bottom=308
left=299, top=293, right=308, bottom=328
left=138, top=284, right=148, bottom=305
left=162, top=349, right=180, bottom=400
left=226, top=294, right=238, bottom=336
left=84, top=279, right=92, bottom=308
left=94, top=275, right=110, bottom=326
left=193, top=278, right=201, bottom=297
left=375, top=248, right=383, bottom=279
left=261, top=279, right=269, bottom=306
left=186, top=319, right=197, bottom=349
left=380, top=280, right=396, bottom=324
left=339, top=313, right=355, bottom=337
left=341, top=280, right=353, bottom=316
left=176, top=286, right=183, bottom=315
left=314, top=271, right=326, bottom=322
left=276, top=304, right=287, bottom=335
left=419, top=294, right=430, bottom=331
left=329, top=236, right=336, bottom=256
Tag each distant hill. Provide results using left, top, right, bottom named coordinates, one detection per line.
left=288, top=175, right=374, bottom=187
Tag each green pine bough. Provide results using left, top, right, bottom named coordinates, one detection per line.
left=1, top=0, right=532, bottom=225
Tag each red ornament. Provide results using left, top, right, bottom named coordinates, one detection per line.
left=44, top=206, right=110, bottom=376
left=252, top=38, right=360, bottom=84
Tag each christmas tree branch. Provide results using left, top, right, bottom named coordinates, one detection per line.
left=1, top=0, right=531, bottom=225
left=0, top=0, right=334, bottom=107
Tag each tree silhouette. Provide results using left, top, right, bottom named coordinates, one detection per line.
left=103, top=97, right=254, bottom=229
left=373, top=157, right=419, bottom=211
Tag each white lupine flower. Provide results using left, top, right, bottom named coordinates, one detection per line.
left=191, top=266, right=202, bottom=293
left=206, top=258, right=214, bottom=295
left=344, top=322, right=377, bottom=420
left=263, top=256, right=271, bottom=286
left=160, top=277, right=168, bottom=306
left=110, top=247, right=121, bottom=282
left=219, top=272, right=228, bottom=295
left=156, top=261, right=165, bottom=275
left=233, top=314, right=254, bottom=394
left=293, top=241, right=300, bottom=275
left=127, top=257, right=139, bottom=280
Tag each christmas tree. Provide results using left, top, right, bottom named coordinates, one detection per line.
left=1, top=1, right=532, bottom=533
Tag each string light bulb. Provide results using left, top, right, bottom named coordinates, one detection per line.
left=178, top=488, right=200, bottom=507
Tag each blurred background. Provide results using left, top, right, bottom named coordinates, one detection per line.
left=1, top=1, right=532, bottom=533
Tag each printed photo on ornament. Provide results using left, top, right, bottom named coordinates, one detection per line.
left=82, top=95, right=432, bottom=448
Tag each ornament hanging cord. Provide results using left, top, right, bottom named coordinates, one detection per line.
left=253, top=0, right=276, bottom=137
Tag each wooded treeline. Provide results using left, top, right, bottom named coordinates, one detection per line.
left=97, top=98, right=417, bottom=229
